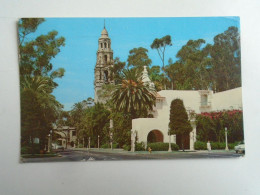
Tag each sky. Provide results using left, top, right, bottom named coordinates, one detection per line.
left=24, top=17, right=240, bottom=110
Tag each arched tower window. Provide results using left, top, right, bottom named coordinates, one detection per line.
left=104, top=55, right=107, bottom=64
left=104, top=42, right=107, bottom=48
left=104, top=70, right=108, bottom=83
left=100, top=43, right=103, bottom=48
left=99, top=70, right=102, bottom=80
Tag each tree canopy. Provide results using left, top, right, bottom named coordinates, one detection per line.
left=209, top=26, right=241, bottom=92
left=151, top=35, right=172, bottom=68
left=127, top=47, right=152, bottom=70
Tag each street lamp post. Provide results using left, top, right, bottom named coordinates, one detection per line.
left=168, top=129, right=172, bottom=152
left=110, top=119, right=113, bottom=150
left=110, top=132, right=113, bottom=150
left=225, top=127, right=229, bottom=151
left=98, top=135, right=100, bottom=149
left=47, top=134, right=50, bottom=153
left=88, top=137, right=91, bottom=149
left=50, top=130, right=52, bottom=153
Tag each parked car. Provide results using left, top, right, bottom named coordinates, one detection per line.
left=52, top=143, right=64, bottom=150
left=234, top=141, right=245, bottom=154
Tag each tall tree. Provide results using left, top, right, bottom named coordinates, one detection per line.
left=19, top=18, right=66, bottom=151
left=172, top=39, right=211, bottom=90
left=169, top=99, right=192, bottom=151
left=151, top=35, right=172, bottom=89
left=112, top=68, right=156, bottom=119
left=209, top=26, right=241, bottom=92
left=81, top=103, right=110, bottom=147
left=151, top=35, right=172, bottom=69
left=127, top=47, right=152, bottom=70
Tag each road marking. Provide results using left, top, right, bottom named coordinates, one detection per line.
left=88, top=157, right=95, bottom=161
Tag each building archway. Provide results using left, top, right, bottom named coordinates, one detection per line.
left=147, top=130, right=163, bottom=143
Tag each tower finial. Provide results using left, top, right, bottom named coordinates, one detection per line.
left=104, top=19, right=106, bottom=29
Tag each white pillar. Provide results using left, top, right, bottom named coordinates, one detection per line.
left=131, top=130, right=136, bottom=152
left=88, top=137, right=91, bottom=149
left=168, top=134, right=172, bottom=152
left=47, top=134, right=50, bottom=152
left=225, top=127, right=229, bottom=151
left=190, top=132, right=194, bottom=151
left=98, top=135, right=100, bottom=149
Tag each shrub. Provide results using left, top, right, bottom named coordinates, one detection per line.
left=147, top=142, right=179, bottom=151
left=135, top=142, right=145, bottom=151
left=196, top=110, right=244, bottom=143
left=21, top=146, right=31, bottom=154
left=21, top=144, right=41, bottom=154
left=123, top=144, right=130, bottom=151
left=101, top=143, right=118, bottom=149
left=195, top=141, right=237, bottom=150
left=194, top=141, right=207, bottom=150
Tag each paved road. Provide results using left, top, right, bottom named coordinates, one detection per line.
left=21, top=149, right=244, bottom=163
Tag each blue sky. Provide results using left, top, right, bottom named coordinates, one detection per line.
left=24, top=17, right=240, bottom=110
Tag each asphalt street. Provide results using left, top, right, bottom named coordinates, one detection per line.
left=21, top=149, right=244, bottom=163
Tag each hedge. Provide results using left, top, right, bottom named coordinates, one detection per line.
left=21, top=144, right=41, bottom=154
left=123, top=144, right=131, bottom=151
left=147, top=142, right=179, bottom=151
left=101, top=143, right=118, bottom=149
left=194, top=141, right=238, bottom=150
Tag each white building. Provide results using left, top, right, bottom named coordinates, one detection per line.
left=53, top=126, right=77, bottom=148
left=132, top=67, right=242, bottom=150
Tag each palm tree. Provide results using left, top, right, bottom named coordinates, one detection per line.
left=111, top=69, right=156, bottom=119
left=20, top=76, right=63, bottom=152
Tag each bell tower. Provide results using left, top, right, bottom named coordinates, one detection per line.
left=94, top=24, right=114, bottom=103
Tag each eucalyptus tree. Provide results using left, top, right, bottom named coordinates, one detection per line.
left=127, top=47, right=152, bottom=71
left=151, top=35, right=172, bottom=69
left=151, top=35, right=172, bottom=89
left=168, top=39, right=211, bottom=90
left=209, top=26, right=241, bottom=92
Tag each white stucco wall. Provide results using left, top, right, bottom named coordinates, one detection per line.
left=212, top=87, right=242, bottom=111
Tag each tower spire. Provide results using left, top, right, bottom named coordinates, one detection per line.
left=104, top=19, right=106, bottom=29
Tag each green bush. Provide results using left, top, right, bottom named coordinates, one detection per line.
left=21, top=144, right=41, bottom=154
left=195, top=141, right=237, bottom=150
left=147, top=142, right=179, bottom=151
left=194, top=141, right=207, bottom=150
left=123, top=144, right=131, bottom=151
left=21, top=146, right=31, bottom=154
left=135, top=142, right=145, bottom=151
left=101, top=143, right=118, bottom=149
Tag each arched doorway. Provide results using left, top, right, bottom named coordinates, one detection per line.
left=147, top=130, right=163, bottom=143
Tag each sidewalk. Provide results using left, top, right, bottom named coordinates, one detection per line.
left=71, top=147, right=235, bottom=155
